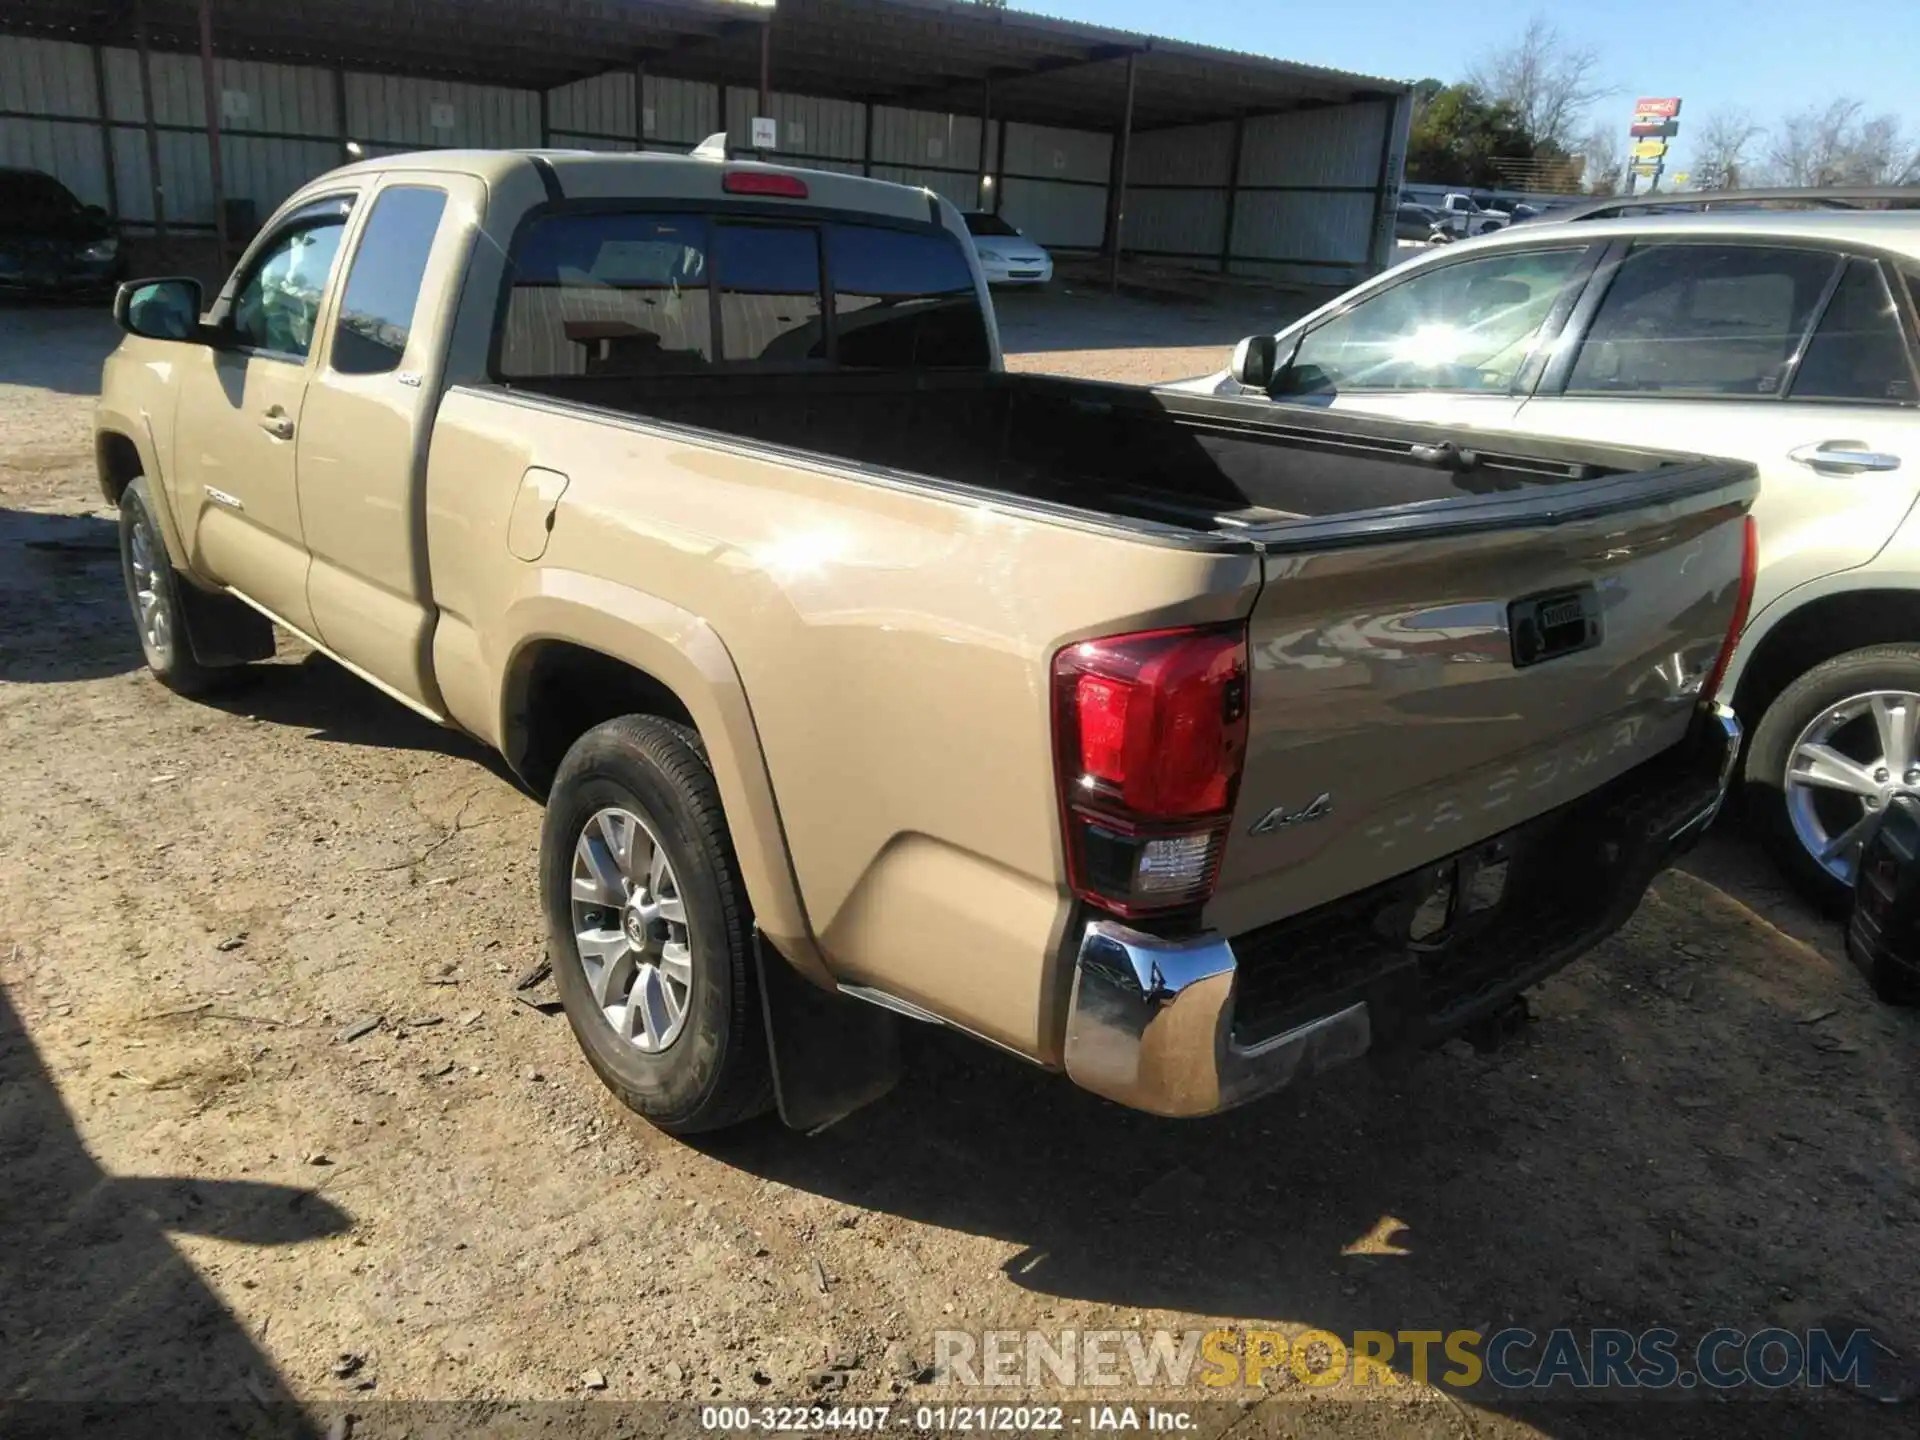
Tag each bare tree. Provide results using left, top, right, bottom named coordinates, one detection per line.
left=1469, top=16, right=1612, bottom=152
left=1764, top=98, right=1920, bottom=186
left=1579, top=123, right=1624, bottom=195
left=1692, top=109, right=1764, bottom=190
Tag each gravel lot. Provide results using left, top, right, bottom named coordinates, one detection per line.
left=1, top=293, right=1916, bottom=1440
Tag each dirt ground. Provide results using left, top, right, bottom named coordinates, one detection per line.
left=1, top=291, right=1916, bottom=1440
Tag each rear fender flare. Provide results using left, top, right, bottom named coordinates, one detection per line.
left=497, top=571, right=829, bottom=987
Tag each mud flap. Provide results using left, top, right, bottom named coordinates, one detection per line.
left=178, top=582, right=275, bottom=667
left=754, top=930, right=900, bottom=1132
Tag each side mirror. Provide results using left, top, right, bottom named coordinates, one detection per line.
left=1229, top=334, right=1278, bottom=389
left=113, top=277, right=204, bottom=342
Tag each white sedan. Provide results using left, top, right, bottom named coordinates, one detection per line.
left=962, top=211, right=1054, bottom=286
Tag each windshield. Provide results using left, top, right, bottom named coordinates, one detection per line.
left=0, top=170, right=86, bottom=232
left=962, top=212, right=1021, bottom=238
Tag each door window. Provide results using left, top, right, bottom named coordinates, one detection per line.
left=498, top=212, right=712, bottom=377
left=230, top=214, right=350, bottom=359
left=712, top=225, right=824, bottom=364
left=1272, top=247, right=1590, bottom=398
left=331, top=186, right=449, bottom=375
left=1790, top=258, right=1916, bottom=404
left=1565, top=244, right=1837, bottom=398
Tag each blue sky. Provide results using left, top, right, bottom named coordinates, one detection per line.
left=1020, top=0, right=1916, bottom=175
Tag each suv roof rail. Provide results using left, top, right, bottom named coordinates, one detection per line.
left=1553, top=186, right=1920, bottom=222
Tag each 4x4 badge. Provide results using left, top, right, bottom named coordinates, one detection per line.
left=1251, top=793, right=1333, bottom=835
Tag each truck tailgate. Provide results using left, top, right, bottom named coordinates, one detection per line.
left=1206, top=463, right=1754, bottom=939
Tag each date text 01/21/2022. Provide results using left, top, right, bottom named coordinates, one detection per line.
left=699, top=1405, right=1195, bottom=1431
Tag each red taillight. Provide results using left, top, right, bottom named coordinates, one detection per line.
left=722, top=169, right=809, bottom=198
left=1052, top=624, right=1250, bottom=917
left=1702, top=515, right=1758, bottom=702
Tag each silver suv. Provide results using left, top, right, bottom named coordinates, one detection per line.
left=1178, top=193, right=1920, bottom=912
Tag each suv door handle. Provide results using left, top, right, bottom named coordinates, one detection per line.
left=1790, top=441, right=1901, bottom=474
left=260, top=408, right=295, bottom=441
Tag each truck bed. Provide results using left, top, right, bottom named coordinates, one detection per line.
left=498, top=370, right=1720, bottom=541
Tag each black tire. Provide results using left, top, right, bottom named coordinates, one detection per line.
left=117, top=475, right=225, bottom=697
left=1745, top=644, right=1920, bottom=915
left=540, top=715, right=772, bottom=1134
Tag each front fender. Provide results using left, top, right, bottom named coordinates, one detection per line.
left=496, top=570, right=830, bottom=988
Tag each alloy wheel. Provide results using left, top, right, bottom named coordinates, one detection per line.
left=1785, top=690, right=1920, bottom=885
left=569, top=806, right=694, bottom=1052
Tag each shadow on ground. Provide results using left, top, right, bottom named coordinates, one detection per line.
left=705, top=827, right=1919, bottom=1433
left=0, top=508, right=144, bottom=683
left=0, top=984, right=348, bottom=1432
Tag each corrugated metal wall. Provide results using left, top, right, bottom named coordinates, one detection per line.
left=1125, top=120, right=1235, bottom=263
left=1230, top=100, right=1391, bottom=286
left=3, top=29, right=1400, bottom=279
left=0, top=35, right=111, bottom=208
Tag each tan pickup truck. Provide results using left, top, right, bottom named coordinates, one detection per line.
left=98, top=146, right=1756, bottom=1132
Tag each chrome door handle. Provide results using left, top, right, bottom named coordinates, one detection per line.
left=260, top=410, right=295, bottom=441
left=1790, top=441, right=1901, bottom=474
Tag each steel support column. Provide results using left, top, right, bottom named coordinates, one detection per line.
left=861, top=99, right=874, bottom=177
left=635, top=62, right=647, bottom=150
left=196, top=0, right=229, bottom=269
left=134, top=0, right=166, bottom=238
left=991, top=108, right=1008, bottom=215
left=758, top=21, right=772, bottom=119
left=975, top=75, right=992, bottom=211
left=89, top=45, right=120, bottom=223
left=1219, top=116, right=1246, bottom=274
left=332, top=68, right=351, bottom=160
left=1104, top=53, right=1137, bottom=291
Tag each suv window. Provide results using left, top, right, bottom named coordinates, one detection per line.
left=1566, top=243, right=1836, bottom=397
left=331, top=186, right=448, bottom=375
left=713, top=224, right=824, bottom=364
left=499, top=212, right=712, bottom=377
left=1791, top=258, right=1915, bottom=404
left=231, top=213, right=349, bottom=359
left=1272, top=246, right=1589, bottom=398
left=830, top=223, right=990, bottom=369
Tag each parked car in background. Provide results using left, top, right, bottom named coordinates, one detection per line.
left=1435, top=192, right=1508, bottom=238
left=960, top=210, right=1053, bottom=285
left=1180, top=195, right=1920, bottom=930
left=1395, top=201, right=1449, bottom=242
left=0, top=167, right=124, bottom=298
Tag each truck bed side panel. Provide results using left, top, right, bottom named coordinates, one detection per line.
left=423, top=388, right=1265, bottom=1061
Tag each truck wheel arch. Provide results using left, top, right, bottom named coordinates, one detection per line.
left=495, top=584, right=829, bottom=988
left=1730, top=585, right=1920, bottom=730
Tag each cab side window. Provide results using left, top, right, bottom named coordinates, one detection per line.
left=331, top=186, right=449, bottom=375
left=1272, top=247, right=1590, bottom=398
left=231, top=211, right=350, bottom=359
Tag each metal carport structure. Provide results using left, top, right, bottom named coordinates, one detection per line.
left=0, top=0, right=1410, bottom=284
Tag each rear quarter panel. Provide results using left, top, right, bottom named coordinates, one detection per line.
left=425, top=390, right=1263, bottom=1061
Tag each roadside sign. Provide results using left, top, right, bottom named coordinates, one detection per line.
left=750, top=116, right=777, bottom=149
left=1630, top=121, right=1679, bottom=138
left=1672, top=172, right=1691, bottom=185
left=1634, top=97, right=1682, bottom=118
left=1631, top=162, right=1661, bottom=177
left=1633, top=139, right=1668, bottom=159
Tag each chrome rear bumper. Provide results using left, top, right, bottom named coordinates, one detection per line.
left=1063, top=704, right=1741, bottom=1117
left=1065, top=923, right=1370, bottom=1116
